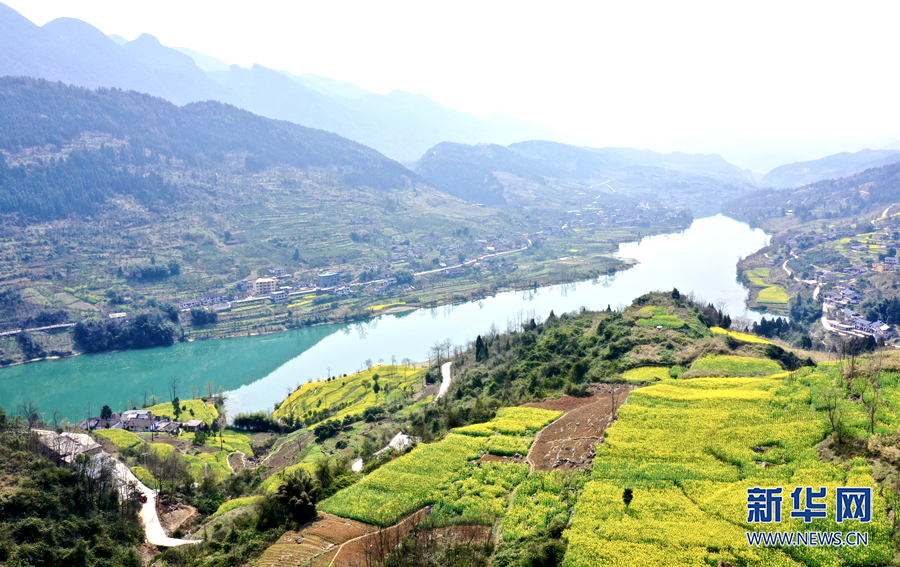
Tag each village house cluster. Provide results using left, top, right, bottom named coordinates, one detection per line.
left=77, top=408, right=206, bottom=435
left=819, top=266, right=895, bottom=342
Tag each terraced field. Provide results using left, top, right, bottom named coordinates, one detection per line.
left=710, top=326, right=773, bottom=344
left=684, top=354, right=783, bottom=377
left=255, top=514, right=375, bottom=567
left=318, top=407, right=561, bottom=526
left=274, top=365, right=426, bottom=424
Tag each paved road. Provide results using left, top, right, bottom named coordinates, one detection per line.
left=108, top=457, right=201, bottom=547
left=821, top=303, right=837, bottom=333
left=435, top=362, right=452, bottom=401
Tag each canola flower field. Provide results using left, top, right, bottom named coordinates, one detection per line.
left=564, top=365, right=897, bottom=567
left=146, top=397, right=220, bottom=426
left=710, top=326, right=773, bottom=345
left=274, top=365, right=426, bottom=424
left=503, top=470, right=588, bottom=541
left=318, top=407, right=561, bottom=526
left=743, top=267, right=790, bottom=305
left=452, top=407, right=562, bottom=437
left=620, top=366, right=672, bottom=383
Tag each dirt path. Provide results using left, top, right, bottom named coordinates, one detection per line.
left=227, top=451, right=247, bottom=473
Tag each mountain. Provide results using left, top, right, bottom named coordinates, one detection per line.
left=414, top=140, right=754, bottom=214
left=0, top=4, right=550, bottom=163
left=725, top=159, right=900, bottom=224
left=120, top=34, right=233, bottom=104
left=760, top=149, right=900, bottom=189
left=171, top=46, right=231, bottom=73
left=205, top=63, right=552, bottom=163
left=0, top=77, right=415, bottom=219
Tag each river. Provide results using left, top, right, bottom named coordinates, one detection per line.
left=0, top=214, right=768, bottom=422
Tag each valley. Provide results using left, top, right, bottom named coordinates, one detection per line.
left=1, top=3, right=899, bottom=566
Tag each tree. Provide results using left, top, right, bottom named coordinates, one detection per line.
left=170, top=377, right=180, bottom=401
left=475, top=335, right=488, bottom=362
left=172, top=397, right=181, bottom=419
left=100, top=404, right=113, bottom=421
left=205, top=381, right=216, bottom=398
left=190, top=307, right=218, bottom=326
left=623, top=488, right=634, bottom=507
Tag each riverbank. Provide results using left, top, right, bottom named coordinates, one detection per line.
left=0, top=215, right=769, bottom=423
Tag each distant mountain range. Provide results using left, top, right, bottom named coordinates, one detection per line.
left=0, top=2, right=550, bottom=163
left=760, top=149, right=900, bottom=189
left=725, top=158, right=900, bottom=225
left=414, top=140, right=755, bottom=214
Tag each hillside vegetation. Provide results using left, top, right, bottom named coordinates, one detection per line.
left=5, top=292, right=900, bottom=567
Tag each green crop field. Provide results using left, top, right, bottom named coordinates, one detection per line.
left=274, top=365, right=426, bottom=423
left=213, top=496, right=265, bottom=518
left=710, top=326, right=772, bottom=344
left=686, top=354, right=782, bottom=377
left=634, top=306, right=686, bottom=328
left=564, top=367, right=895, bottom=567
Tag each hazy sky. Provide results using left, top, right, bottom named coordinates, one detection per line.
left=6, top=0, right=900, bottom=171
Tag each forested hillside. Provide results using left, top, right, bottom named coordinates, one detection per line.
left=725, top=160, right=900, bottom=224
left=0, top=77, right=413, bottom=219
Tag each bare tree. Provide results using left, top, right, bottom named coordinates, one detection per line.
left=190, top=385, right=199, bottom=400
left=205, top=381, right=216, bottom=398
left=83, top=400, right=93, bottom=428
left=442, top=339, right=453, bottom=361
left=19, top=400, right=40, bottom=430
left=170, top=377, right=180, bottom=401
left=864, top=349, right=885, bottom=435
left=610, top=384, right=620, bottom=421
left=431, top=341, right=443, bottom=367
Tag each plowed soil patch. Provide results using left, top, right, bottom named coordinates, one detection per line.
left=330, top=508, right=429, bottom=567
left=527, top=384, right=637, bottom=471
left=256, top=515, right=374, bottom=567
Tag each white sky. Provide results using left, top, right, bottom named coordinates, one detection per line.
left=6, top=0, right=900, bottom=171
